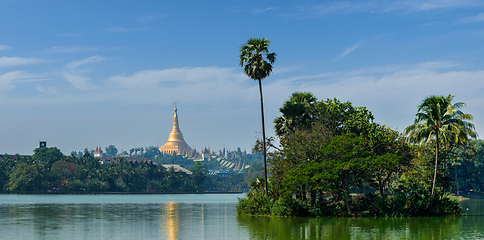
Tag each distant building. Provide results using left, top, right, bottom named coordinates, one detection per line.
left=159, top=106, right=193, bottom=155
left=201, top=146, right=210, bottom=161
left=93, top=146, right=103, bottom=158
left=97, top=157, right=192, bottom=175
left=162, top=164, right=193, bottom=175
left=98, top=157, right=155, bottom=165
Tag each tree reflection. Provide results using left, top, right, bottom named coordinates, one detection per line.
left=237, top=215, right=463, bottom=240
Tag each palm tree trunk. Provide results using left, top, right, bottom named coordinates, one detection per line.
left=455, top=165, right=459, bottom=196
left=258, top=79, right=268, bottom=195
left=431, top=136, right=439, bottom=203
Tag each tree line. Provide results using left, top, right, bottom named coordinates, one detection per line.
left=0, top=147, right=203, bottom=193
left=0, top=146, right=266, bottom=193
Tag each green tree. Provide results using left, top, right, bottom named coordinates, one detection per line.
left=142, top=146, right=160, bottom=159
left=405, top=94, right=477, bottom=201
left=270, top=95, right=378, bottom=200
left=6, top=163, right=42, bottom=191
left=274, top=92, right=317, bottom=138
left=0, top=155, right=15, bottom=190
left=451, top=140, right=484, bottom=194
left=105, top=145, right=118, bottom=157
left=49, top=161, right=82, bottom=190
left=314, top=98, right=374, bottom=136
left=366, top=124, right=413, bottom=195
left=284, top=133, right=372, bottom=214
left=32, top=147, right=63, bottom=167
left=239, top=37, right=276, bottom=195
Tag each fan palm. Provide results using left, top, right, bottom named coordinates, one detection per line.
left=239, top=38, right=276, bottom=195
left=404, top=94, right=477, bottom=201
left=274, top=92, right=317, bottom=138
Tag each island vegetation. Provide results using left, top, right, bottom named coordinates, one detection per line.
left=237, top=92, right=477, bottom=217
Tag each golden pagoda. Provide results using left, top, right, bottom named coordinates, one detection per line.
left=159, top=106, right=193, bottom=155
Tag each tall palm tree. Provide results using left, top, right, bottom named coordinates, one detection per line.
left=404, top=94, right=477, bottom=202
left=239, top=38, right=276, bottom=195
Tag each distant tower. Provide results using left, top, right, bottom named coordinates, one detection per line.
left=93, top=146, right=103, bottom=158
left=159, top=106, right=193, bottom=155
left=201, top=146, right=212, bottom=160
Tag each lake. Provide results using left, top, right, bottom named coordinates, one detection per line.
left=0, top=194, right=483, bottom=239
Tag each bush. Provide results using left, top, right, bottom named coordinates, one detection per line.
left=271, top=198, right=308, bottom=216
left=149, top=181, right=163, bottom=192
left=67, top=180, right=85, bottom=191
left=237, top=192, right=273, bottom=215
left=429, top=196, right=462, bottom=216
left=88, top=178, right=108, bottom=192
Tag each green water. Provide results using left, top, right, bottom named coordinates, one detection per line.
left=0, top=194, right=483, bottom=240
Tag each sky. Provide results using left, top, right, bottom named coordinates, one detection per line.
left=1, top=0, right=484, bottom=155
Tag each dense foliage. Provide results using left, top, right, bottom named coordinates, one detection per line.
left=0, top=147, right=201, bottom=193
left=0, top=145, right=265, bottom=193
left=238, top=92, right=468, bottom=217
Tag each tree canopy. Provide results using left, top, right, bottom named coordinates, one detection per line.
left=239, top=38, right=276, bottom=81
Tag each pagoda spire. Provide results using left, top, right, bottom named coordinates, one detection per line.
left=167, top=105, right=184, bottom=142
left=159, top=105, right=192, bottom=155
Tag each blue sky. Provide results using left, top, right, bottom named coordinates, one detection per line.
left=1, top=0, right=484, bottom=155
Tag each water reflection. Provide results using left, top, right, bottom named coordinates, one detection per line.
left=2, top=195, right=484, bottom=240
left=237, top=215, right=469, bottom=239
left=162, top=202, right=178, bottom=240
left=0, top=195, right=246, bottom=240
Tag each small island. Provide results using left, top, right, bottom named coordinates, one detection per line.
left=237, top=92, right=476, bottom=217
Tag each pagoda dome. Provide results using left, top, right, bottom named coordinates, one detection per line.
left=159, top=106, right=193, bottom=155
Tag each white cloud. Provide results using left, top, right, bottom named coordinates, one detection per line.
left=292, top=0, right=483, bottom=17
left=264, top=61, right=484, bottom=135
left=0, top=71, right=49, bottom=91
left=0, top=66, right=251, bottom=106
left=400, top=0, right=482, bottom=11
left=0, top=56, right=44, bottom=67
left=45, top=46, right=99, bottom=54
left=461, top=13, right=484, bottom=23
left=252, top=7, right=275, bottom=15
left=333, top=41, right=362, bottom=61
left=421, top=21, right=441, bottom=27
left=63, top=72, right=90, bottom=90
left=0, top=45, right=10, bottom=50
left=306, top=2, right=373, bottom=15
left=136, top=14, right=165, bottom=24
left=0, top=71, right=19, bottom=90
left=2, top=63, right=484, bottom=137
left=106, top=67, right=250, bottom=104
left=66, top=55, right=106, bottom=70
left=35, top=85, right=58, bottom=94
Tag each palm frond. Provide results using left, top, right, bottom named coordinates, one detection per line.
left=405, top=94, right=477, bottom=148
